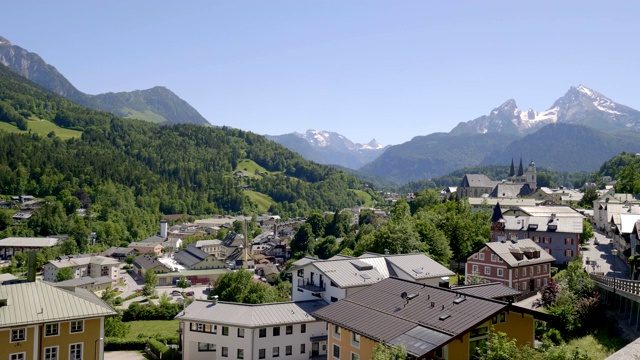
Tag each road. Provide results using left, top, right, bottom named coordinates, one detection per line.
left=581, top=229, right=629, bottom=280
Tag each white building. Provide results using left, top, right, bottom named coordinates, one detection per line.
left=43, top=255, right=121, bottom=283
left=176, top=298, right=328, bottom=360
left=290, top=253, right=455, bottom=303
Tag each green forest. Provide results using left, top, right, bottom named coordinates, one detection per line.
left=0, top=64, right=370, bottom=247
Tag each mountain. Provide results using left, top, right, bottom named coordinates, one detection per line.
left=266, top=130, right=388, bottom=169
left=0, top=36, right=209, bottom=126
left=481, top=123, right=640, bottom=173
left=359, top=132, right=517, bottom=184
left=450, top=85, right=640, bottom=136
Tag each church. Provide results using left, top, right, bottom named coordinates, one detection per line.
left=456, top=158, right=537, bottom=199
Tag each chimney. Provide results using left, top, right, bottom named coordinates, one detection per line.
left=384, top=249, right=390, bottom=255
left=212, top=295, right=219, bottom=305
left=27, top=250, right=37, bottom=282
left=160, top=220, right=168, bottom=239
left=0, top=298, right=7, bottom=307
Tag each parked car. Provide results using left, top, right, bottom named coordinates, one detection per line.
left=594, top=238, right=600, bottom=245
left=171, top=290, right=182, bottom=296
left=186, top=291, right=194, bottom=296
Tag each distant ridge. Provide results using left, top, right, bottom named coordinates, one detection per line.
left=0, top=35, right=210, bottom=126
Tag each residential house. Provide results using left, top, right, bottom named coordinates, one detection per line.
left=466, top=239, right=555, bottom=292
left=593, top=192, right=640, bottom=234
left=43, top=255, right=121, bottom=283
left=290, top=253, right=454, bottom=304
left=490, top=204, right=584, bottom=264
left=0, top=281, right=116, bottom=360
left=0, top=273, right=19, bottom=285
left=256, top=264, right=280, bottom=283
left=134, top=254, right=172, bottom=278
left=101, top=246, right=137, bottom=261
left=610, top=213, right=640, bottom=263
left=453, top=282, right=522, bottom=303
left=313, top=277, right=542, bottom=360
left=0, top=237, right=59, bottom=260
left=176, top=298, right=328, bottom=360
left=53, top=276, right=114, bottom=295
left=529, top=187, right=584, bottom=205
left=467, top=197, right=540, bottom=213
left=127, top=241, right=164, bottom=255
left=11, top=211, right=32, bottom=223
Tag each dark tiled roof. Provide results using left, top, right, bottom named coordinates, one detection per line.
left=453, top=282, right=521, bottom=300
left=135, top=254, right=169, bottom=271
left=174, top=245, right=211, bottom=267
left=313, top=277, right=507, bottom=356
left=459, top=174, right=498, bottom=188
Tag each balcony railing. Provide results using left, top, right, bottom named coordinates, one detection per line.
left=590, top=274, right=640, bottom=295
left=298, top=278, right=326, bottom=292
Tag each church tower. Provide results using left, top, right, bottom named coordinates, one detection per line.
left=526, top=161, right=537, bottom=189
left=490, top=203, right=506, bottom=242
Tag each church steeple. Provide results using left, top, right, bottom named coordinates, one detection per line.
left=517, top=158, right=524, bottom=176
left=509, top=158, right=515, bottom=177
left=490, top=203, right=504, bottom=223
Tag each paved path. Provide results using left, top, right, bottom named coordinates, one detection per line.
left=582, top=230, right=630, bottom=279
left=104, top=351, right=150, bottom=360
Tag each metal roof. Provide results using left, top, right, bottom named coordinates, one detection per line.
left=513, top=205, right=584, bottom=217
left=135, top=254, right=170, bottom=271
left=482, top=240, right=556, bottom=267
left=503, top=215, right=583, bottom=233
left=459, top=174, right=498, bottom=188
left=0, top=281, right=116, bottom=328
left=174, top=246, right=212, bottom=267
left=0, top=237, right=59, bottom=247
left=176, top=299, right=327, bottom=328
left=52, top=276, right=114, bottom=287
left=47, top=255, right=119, bottom=269
left=453, top=283, right=521, bottom=300
left=384, top=254, right=455, bottom=280
left=312, top=277, right=508, bottom=357
left=618, top=213, right=640, bottom=234
left=313, top=260, right=385, bottom=288
left=195, top=239, right=223, bottom=248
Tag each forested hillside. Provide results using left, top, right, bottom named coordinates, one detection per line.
left=0, top=64, right=366, bottom=246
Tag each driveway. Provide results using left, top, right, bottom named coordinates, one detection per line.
left=104, top=351, right=150, bottom=360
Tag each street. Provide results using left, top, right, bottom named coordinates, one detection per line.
left=582, top=229, right=629, bottom=280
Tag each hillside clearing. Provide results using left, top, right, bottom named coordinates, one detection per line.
left=244, top=190, right=276, bottom=213
left=0, top=119, right=82, bottom=140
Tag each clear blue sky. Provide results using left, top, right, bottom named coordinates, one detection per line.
left=3, top=1, right=640, bottom=145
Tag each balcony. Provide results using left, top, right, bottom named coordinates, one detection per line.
left=298, top=278, right=326, bottom=292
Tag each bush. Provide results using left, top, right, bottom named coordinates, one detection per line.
left=122, top=302, right=182, bottom=321
left=103, top=338, right=146, bottom=351
left=148, top=338, right=180, bottom=360
left=113, top=297, right=123, bottom=306
left=124, top=293, right=141, bottom=301
left=543, top=328, right=564, bottom=345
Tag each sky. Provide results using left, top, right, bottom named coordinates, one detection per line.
left=2, top=1, right=640, bottom=145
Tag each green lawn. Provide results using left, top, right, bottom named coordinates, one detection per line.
left=122, top=108, right=167, bottom=124
left=234, top=159, right=271, bottom=178
left=245, top=190, right=276, bottom=213
left=0, top=119, right=82, bottom=140
left=126, top=320, right=180, bottom=340
left=351, top=189, right=377, bottom=207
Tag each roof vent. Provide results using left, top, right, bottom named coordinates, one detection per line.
left=453, top=297, right=466, bottom=305
left=0, top=299, right=7, bottom=307
left=439, top=314, right=451, bottom=321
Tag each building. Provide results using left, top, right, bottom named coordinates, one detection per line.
left=127, top=241, right=164, bottom=255
left=101, top=246, right=137, bottom=260
left=174, top=244, right=227, bottom=270
left=0, top=237, right=59, bottom=260
left=290, top=253, right=454, bottom=303
left=610, top=213, right=640, bottom=263
left=466, top=239, right=555, bottom=292
left=592, top=192, right=640, bottom=234
left=453, top=282, right=522, bottom=303
left=0, top=281, right=116, bottom=360
left=53, top=276, right=114, bottom=295
left=195, top=239, right=227, bottom=259
left=43, top=255, right=121, bottom=283
left=457, top=159, right=537, bottom=199
left=313, top=277, right=542, bottom=360
left=134, top=254, right=172, bottom=277
left=467, top=197, right=541, bottom=213
left=490, top=204, right=584, bottom=264
left=176, top=298, right=328, bottom=360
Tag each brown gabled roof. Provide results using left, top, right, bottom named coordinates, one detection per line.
left=313, top=277, right=508, bottom=357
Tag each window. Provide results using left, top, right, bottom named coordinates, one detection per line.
left=516, top=283, right=519, bottom=290
left=472, top=265, right=478, bottom=273
left=259, top=328, right=266, bottom=337
left=237, top=328, right=244, bottom=337
left=543, top=264, right=547, bottom=272
left=479, top=253, right=485, bottom=260
left=352, top=353, right=360, bottom=360
left=273, top=346, right=280, bottom=357
left=301, top=323, right=306, bottom=333
left=69, top=343, right=83, bottom=360
left=11, top=328, right=25, bottom=342
left=537, top=279, right=541, bottom=288
left=70, top=320, right=83, bottom=333
left=331, top=296, right=338, bottom=302
left=472, top=254, right=478, bottom=259
left=536, top=265, right=541, bottom=274
left=196, top=323, right=204, bottom=332
left=499, top=312, right=506, bottom=323
left=484, top=266, right=491, bottom=275
left=297, top=269, right=304, bottom=278
left=546, top=248, right=552, bottom=255
left=222, top=326, right=229, bottom=336
left=522, top=268, right=526, bottom=276
left=330, top=281, right=338, bottom=287
left=301, top=344, right=306, bottom=354
left=544, top=278, right=548, bottom=285
left=273, top=326, right=280, bottom=336
left=533, top=236, right=539, bottom=243
left=237, top=349, right=244, bottom=359
left=286, top=345, right=292, bottom=356
left=259, top=349, right=266, bottom=359
left=45, top=346, right=58, bottom=360
left=212, top=325, right=218, bottom=334
left=10, top=353, right=25, bottom=360
left=352, top=332, right=361, bottom=348
left=497, top=268, right=503, bottom=277
left=286, top=325, right=293, bottom=334
left=565, top=249, right=573, bottom=257
left=333, top=324, right=341, bottom=340
left=45, top=323, right=59, bottom=336
left=333, top=344, right=340, bottom=359
left=565, top=238, right=574, bottom=245
left=221, top=347, right=228, bottom=357
left=491, top=254, right=498, bottom=262
left=198, top=343, right=216, bottom=352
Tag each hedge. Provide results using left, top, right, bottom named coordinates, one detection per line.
left=104, top=338, right=146, bottom=351
left=148, top=338, right=180, bottom=360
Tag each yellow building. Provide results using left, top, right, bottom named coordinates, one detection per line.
left=314, top=277, right=544, bottom=360
left=0, top=281, right=116, bottom=360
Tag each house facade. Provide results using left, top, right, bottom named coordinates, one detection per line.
left=0, top=237, right=59, bottom=260
left=0, top=281, right=116, bottom=360
left=43, top=255, right=121, bottom=283
left=313, top=277, right=541, bottom=360
left=195, top=239, right=227, bottom=259
left=176, top=298, right=328, bottom=360
left=490, top=204, right=583, bottom=264
left=466, top=239, right=554, bottom=292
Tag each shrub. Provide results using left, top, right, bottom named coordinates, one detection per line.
left=542, top=328, right=563, bottom=345
left=103, top=338, right=146, bottom=351
left=148, top=338, right=180, bottom=360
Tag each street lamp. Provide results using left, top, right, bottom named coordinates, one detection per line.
left=612, top=248, right=618, bottom=295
